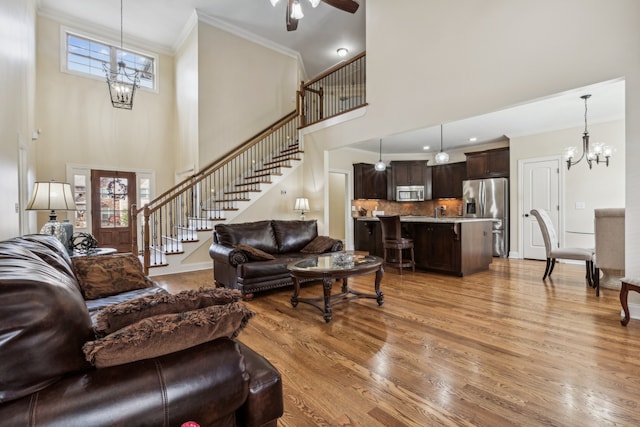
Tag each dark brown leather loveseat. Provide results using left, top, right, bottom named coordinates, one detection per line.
left=209, top=220, right=343, bottom=298
left=0, top=234, right=283, bottom=426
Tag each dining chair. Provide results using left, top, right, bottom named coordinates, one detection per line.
left=378, top=215, right=415, bottom=275
left=530, top=208, right=595, bottom=288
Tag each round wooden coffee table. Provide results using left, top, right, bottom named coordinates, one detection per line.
left=288, top=253, right=384, bottom=323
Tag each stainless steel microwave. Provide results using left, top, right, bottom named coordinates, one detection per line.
left=396, top=185, right=425, bottom=202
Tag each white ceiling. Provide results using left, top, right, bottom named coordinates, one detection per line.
left=36, top=0, right=366, bottom=77
left=36, top=0, right=625, bottom=156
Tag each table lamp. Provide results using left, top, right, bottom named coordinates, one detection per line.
left=294, top=197, right=310, bottom=220
left=26, top=181, right=77, bottom=250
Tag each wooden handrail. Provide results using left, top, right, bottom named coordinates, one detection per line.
left=302, top=51, right=366, bottom=89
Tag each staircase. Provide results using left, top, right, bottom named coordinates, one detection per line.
left=132, top=111, right=302, bottom=275
left=132, top=52, right=367, bottom=275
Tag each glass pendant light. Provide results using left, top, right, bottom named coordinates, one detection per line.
left=374, top=139, right=386, bottom=171
left=435, top=124, right=449, bottom=164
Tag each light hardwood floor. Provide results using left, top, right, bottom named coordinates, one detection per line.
left=153, top=259, right=640, bottom=427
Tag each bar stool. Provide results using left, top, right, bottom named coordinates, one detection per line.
left=378, top=215, right=415, bottom=275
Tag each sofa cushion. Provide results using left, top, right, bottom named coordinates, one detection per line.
left=0, top=242, right=93, bottom=403
left=83, top=301, right=254, bottom=368
left=272, top=220, right=318, bottom=253
left=94, top=288, right=243, bottom=336
left=234, top=244, right=276, bottom=261
left=11, top=234, right=76, bottom=281
left=72, top=253, right=154, bottom=300
left=215, top=221, right=277, bottom=253
left=300, top=235, right=338, bottom=254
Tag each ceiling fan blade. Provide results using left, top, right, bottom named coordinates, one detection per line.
left=321, top=0, right=359, bottom=14
left=286, top=0, right=298, bottom=31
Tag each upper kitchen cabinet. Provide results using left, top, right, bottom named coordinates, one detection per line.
left=431, top=162, right=466, bottom=198
left=465, top=147, right=510, bottom=179
left=392, top=160, right=427, bottom=186
left=353, top=163, right=387, bottom=199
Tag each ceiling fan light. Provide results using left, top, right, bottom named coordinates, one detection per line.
left=270, top=0, right=279, bottom=6
left=309, top=0, right=321, bottom=7
left=291, top=1, right=304, bottom=19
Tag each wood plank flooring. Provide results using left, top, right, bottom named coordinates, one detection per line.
left=153, top=259, right=640, bottom=426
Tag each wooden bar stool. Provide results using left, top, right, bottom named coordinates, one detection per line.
left=378, top=215, right=415, bottom=275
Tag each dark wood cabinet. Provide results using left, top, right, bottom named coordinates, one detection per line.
left=431, top=162, right=466, bottom=199
left=392, top=161, right=426, bottom=186
left=353, top=219, right=383, bottom=257
left=353, top=163, right=387, bottom=199
left=389, top=160, right=432, bottom=200
left=411, top=223, right=460, bottom=273
left=465, top=147, right=510, bottom=179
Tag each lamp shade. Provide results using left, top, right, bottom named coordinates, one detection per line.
left=26, top=181, right=76, bottom=212
left=294, top=197, right=310, bottom=212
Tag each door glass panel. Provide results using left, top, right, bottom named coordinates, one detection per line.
left=73, top=174, right=87, bottom=228
left=100, top=177, right=129, bottom=228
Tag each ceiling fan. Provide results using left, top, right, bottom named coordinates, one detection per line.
left=273, top=0, right=359, bottom=32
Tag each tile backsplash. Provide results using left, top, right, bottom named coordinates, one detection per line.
left=352, top=198, right=463, bottom=218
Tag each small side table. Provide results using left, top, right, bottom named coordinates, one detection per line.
left=619, top=277, right=640, bottom=326
left=71, top=248, right=118, bottom=258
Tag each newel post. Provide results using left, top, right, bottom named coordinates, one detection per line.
left=298, top=80, right=306, bottom=127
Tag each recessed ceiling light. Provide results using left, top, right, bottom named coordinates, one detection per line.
left=337, top=48, right=348, bottom=57
left=469, top=137, right=478, bottom=142
left=423, top=146, right=430, bottom=150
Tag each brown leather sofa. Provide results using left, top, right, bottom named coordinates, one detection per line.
left=209, top=220, right=343, bottom=298
left=0, top=234, right=283, bottom=427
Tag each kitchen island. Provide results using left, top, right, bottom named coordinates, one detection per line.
left=354, top=216, right=495, bottom=276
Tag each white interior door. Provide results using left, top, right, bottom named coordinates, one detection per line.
left=522, top=157, right=560, bottom=260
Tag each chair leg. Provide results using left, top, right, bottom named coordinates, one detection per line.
left=398, top=248, right=403, bottom=275
left=594, top=266, right=600, bottom=297
left=543, top=258, right=551, bottom=279
left=410, top=247, right=415, bottom=272
left=548, top=258, right=556, bottom=277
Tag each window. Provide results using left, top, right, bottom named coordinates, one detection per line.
left=64, top=30, right=156, bottom=91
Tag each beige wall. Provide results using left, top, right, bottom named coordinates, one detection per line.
left=510, top=119, right=625, bottom=252
left=0, top=0, right=36, bottom=239
left=174, top=18, right=199, bottom=174
left=34, top=15, right=178, bottom=229
left=196, top=19, right=299, bottom=166
left=306, top=0, right=640, bottom=278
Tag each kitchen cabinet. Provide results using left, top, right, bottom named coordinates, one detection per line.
left=411, top=222, right=459, bottom=273
left=353, top=163, right=387, bottom=199
left=353, top=219, right=383, bottom=257
left=392, top=161, right=427, bottom=186
left=389, top=160, right=432, bottom=200
left=465, top=147, right=510, bottom=179
left=431, top=162, right=466, bottom=198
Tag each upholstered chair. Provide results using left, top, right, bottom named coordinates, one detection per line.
left=378, top=215, right=415, bottom=275
left=593, top=208, right=625, bottom=297
left=530, top=208, right=594, bottom=289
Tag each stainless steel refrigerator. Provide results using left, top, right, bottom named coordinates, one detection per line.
left=462, top=177, right=509, bottom=257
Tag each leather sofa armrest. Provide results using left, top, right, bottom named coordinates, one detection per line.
left=209, top=243, right=249, bottom=267
left=0, top=339, right=250, bottom=426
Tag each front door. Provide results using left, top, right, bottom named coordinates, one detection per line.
left=91, top=170, right=136, bottom=252
left=522, top=157, right=560, bottom=260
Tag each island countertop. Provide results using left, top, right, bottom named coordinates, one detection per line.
left=354, top=216, right=496, bottom=224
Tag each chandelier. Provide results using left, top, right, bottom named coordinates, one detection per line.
left=104, top=0, right=140, bottom=110
left=565, top=94, right=612, bottom=170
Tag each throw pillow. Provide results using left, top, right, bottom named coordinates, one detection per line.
left=83, top=301, right=254, bottom=368
left=72, top=253, right=154, bottom=300
left=94, top=287, right=242, bottom=337
left=300, top=235, right=338, bottom=254
left=234, top=244, right=275, bottom=261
